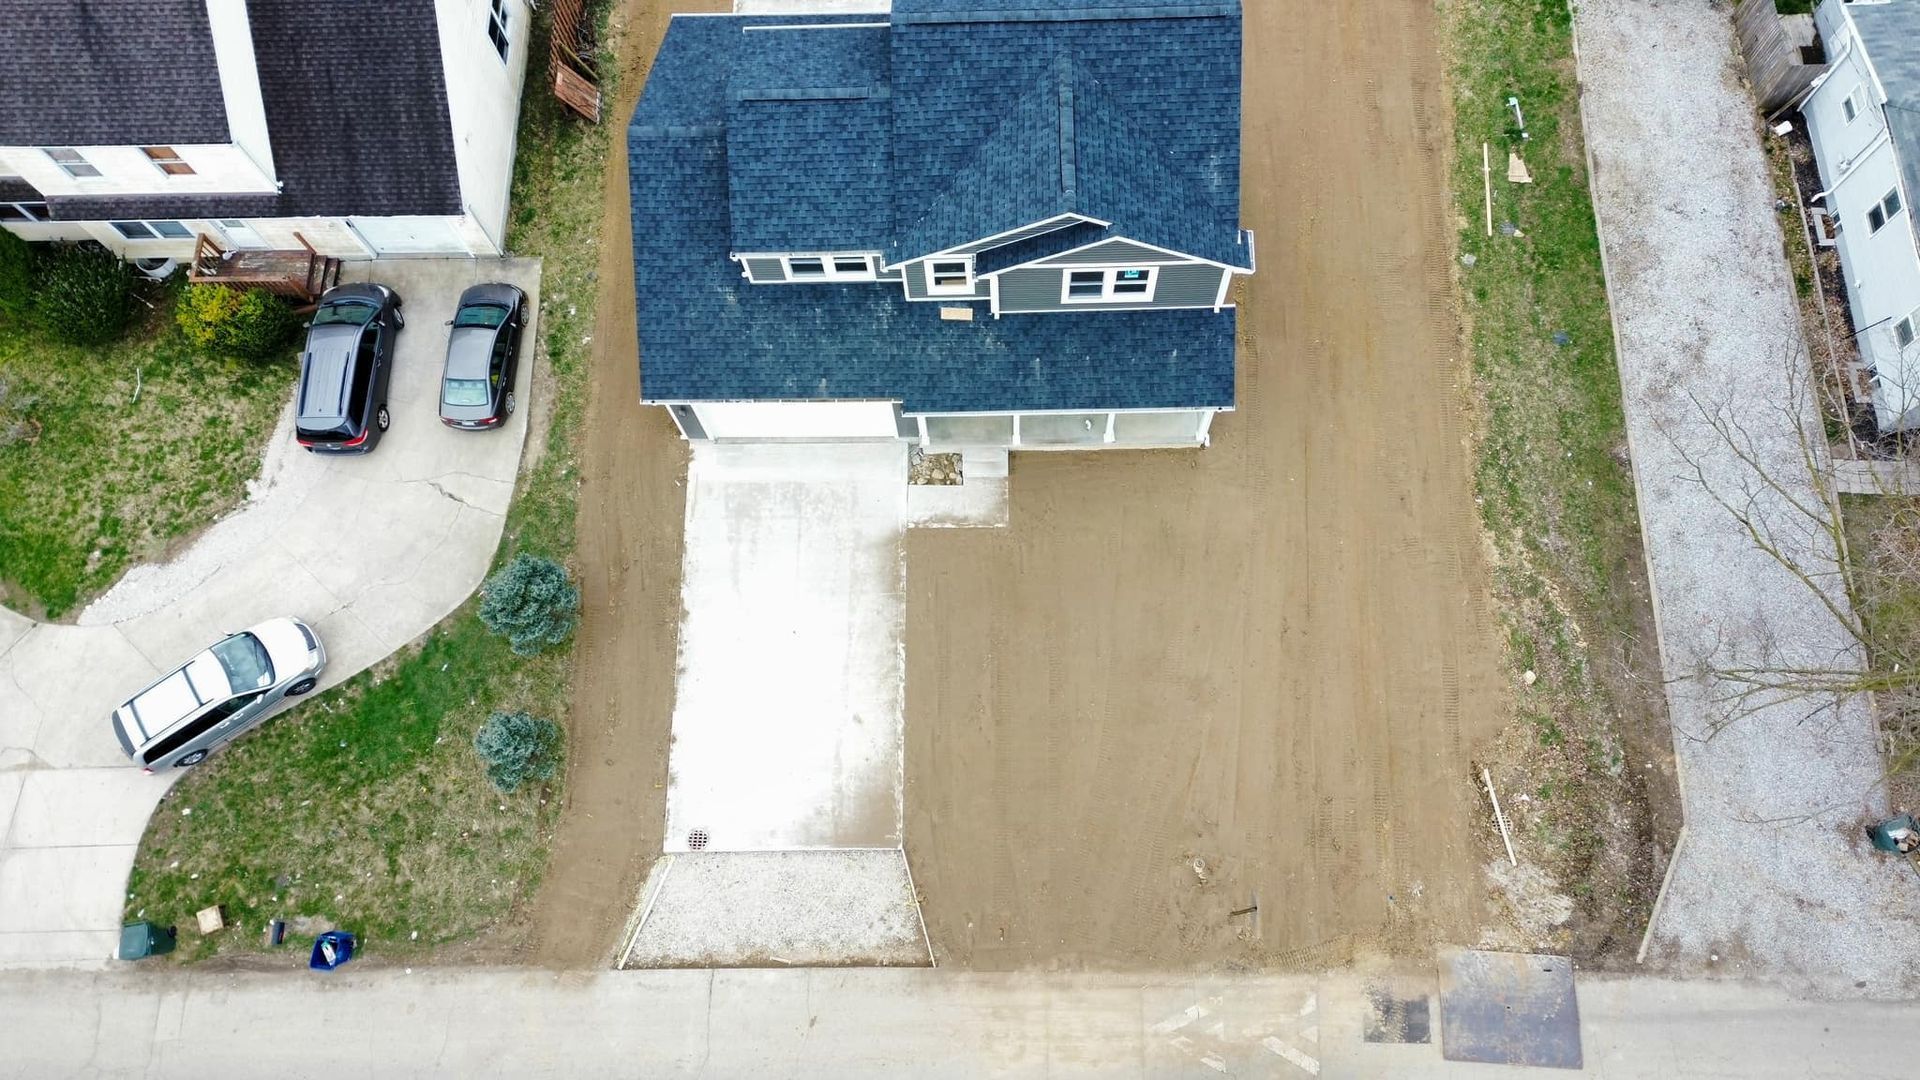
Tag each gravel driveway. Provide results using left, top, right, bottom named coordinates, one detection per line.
left=0, top=258, right=540, bottom=968
left=1572, top=0, right=1919, bottom=994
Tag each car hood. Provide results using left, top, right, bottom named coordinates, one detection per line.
left=250, top=617, right=317, bottom=679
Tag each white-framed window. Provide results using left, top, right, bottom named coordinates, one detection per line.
left=110, top=220, right=193, bottom=240
left=487, top=0, right=510, bottom=62
left=1896, top=306, right=1918, bottom=350
left=45, top=148, right=101, bottom=179
left=1868, top=187, right=1903, bottom=233
left=924, top=258, right=974, bottom=295
left=781, top=253, right=877, bottom=282
left=0, top=201, right=49, bottom=223
left=1844, top=84, right=1865, bottom=124
left=1060, top=267, right=1158, bottom=304
left=140, top=146, right=195, bottom=176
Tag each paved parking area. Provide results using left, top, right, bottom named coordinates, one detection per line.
left=0, top=257, right=540, bottom=968
left=664, top=442, right=908, bottom=852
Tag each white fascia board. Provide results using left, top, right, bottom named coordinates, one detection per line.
left=976, top=233, right=1249, bottom=278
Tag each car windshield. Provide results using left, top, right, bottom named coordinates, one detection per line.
left=209, top=632, right=274, bottom=690
left=453, top=303, right=508, bottom=329
left=311, top=301, right=375, bottom=327
left=443, top=378, right=491, bottom=406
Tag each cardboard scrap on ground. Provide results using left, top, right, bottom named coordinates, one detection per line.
left=1507, top=152, right=1533, bottom=184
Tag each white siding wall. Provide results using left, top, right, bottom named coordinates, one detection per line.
left=205, top=0, right=276, bottom=182
left=434, top=0, right=530, bottom=257
left=1805, top=0, right=1920, bottom=430
left=693, top=401, right=902, bottom=440
left=0, top=144, right=274, bottom=198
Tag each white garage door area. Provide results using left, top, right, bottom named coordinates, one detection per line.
left=692, top=400, right=901, bottom=440
left=346, top=216, right=470, bottom=255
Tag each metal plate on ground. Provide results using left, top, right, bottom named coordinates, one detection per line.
left=1438, top=949, right=1582, bottom=1069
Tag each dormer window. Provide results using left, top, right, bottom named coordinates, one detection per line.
left=925, top=258, right=974, bottom=295
left=782, top=254, right=877, bottom=282
left=45, top=148, right=101, bottom=179
left=1062, top=267, right=1157, bottom=303
left=142, top=146, right=195, bottom=176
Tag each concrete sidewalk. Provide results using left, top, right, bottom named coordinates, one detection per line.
left=0, top=258, right=540, bottom=968
left=1572, top=1, right=1920, bottom=993
left=1, top=966, right=1914, bottom=1078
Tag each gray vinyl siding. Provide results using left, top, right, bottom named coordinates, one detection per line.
left=877, top=265, right=903, bottom=282
left=1031, top=239, right=1178, bottom=267
left=743, top=257, right=786, bottom=282
left=949, top=216, right=1083, bottom=256
left=997, top=263, right=1227, bottom=313
left=901, top=259, right=990, bottom=302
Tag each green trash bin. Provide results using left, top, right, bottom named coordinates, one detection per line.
left=119, top=921, right=176, bottom=960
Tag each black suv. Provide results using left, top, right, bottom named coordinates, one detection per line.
left=295, top=283, right=404, bottom=454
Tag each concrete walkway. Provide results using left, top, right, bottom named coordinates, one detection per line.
left=2, top=967, right=1915, bottom=1078
left=1572, top=2, right=1920, bottom=994
left=0, top=258, right=540, bottom=968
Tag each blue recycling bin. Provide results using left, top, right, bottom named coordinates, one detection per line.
left=309, top=931, right=356, bottom=971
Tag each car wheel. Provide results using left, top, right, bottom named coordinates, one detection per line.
left=376, top=405, right=391, bottom=431
left=395, top=310, right=405, bottom=329
left=505, top=391, right=516, bottom=416
left=175, top=750, right=209, bottom=768
left=286, top=677, right=318, bottom=697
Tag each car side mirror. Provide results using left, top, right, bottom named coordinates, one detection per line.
left=445, top=319, right=454, bottom=326
left=301, top=321, right=312, bottom=329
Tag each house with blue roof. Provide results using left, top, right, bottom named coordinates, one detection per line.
left=628, top=0, right=1252, bottom=449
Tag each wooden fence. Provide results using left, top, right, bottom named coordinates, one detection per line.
left=550, top=0, right=603, bottom=122
left=1735, top=0, right=1828, bottom=114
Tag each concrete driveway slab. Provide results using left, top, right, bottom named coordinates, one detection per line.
left=665, top=442, right=908, bottom=853
left=0, top=257, right=541, bottom=969
left=7, top=770, right=173, bottom=849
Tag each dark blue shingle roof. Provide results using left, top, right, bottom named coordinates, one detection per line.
left=628, top=6, right=1243, bottom=413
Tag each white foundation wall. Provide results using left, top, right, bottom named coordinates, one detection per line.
left=694, top=401, right=902, bottom=440
left=435, top=0, right=530, bottom=257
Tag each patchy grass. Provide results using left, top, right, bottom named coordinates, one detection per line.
left=0, top=290, right=290, bottom=619
left=1448, top=0, right=1676, bottom=962
left=123, top=1, right=620, bottom=964
left=1840, top=496, right=1920, bottom=809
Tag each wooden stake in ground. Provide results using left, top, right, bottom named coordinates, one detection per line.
left=1482, top=767, right=1517, bottom=866
left=1482, top=142, right=1494, bottom=237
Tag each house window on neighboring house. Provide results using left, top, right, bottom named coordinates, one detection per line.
left=140, top=146, right=195, bottom=176
left=1844, top=84, right=1865, bottom=123
left=781, top=254, right=877, bottom=282
left=1897, top=308, right=1918, bottom=350
left=45, top=148, right=101, bottom=179
left=488, top=0, right=510, bottom=62
left=925, top=258, right=974, bottom=295
left=110, top=220, right=193, bottom=240
left=1868, top=187, right=1903, bottom=233
left=1061, top=267, right=1158, bottom=303
left=0, top=201, right=49, bottom=222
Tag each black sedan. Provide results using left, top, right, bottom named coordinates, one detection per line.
left=439, top=283, right=527, bottom=429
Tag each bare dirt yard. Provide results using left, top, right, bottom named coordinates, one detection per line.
left=525, top=0, right=707, bottom=968
left=902, top=1, right=1511, bottom=969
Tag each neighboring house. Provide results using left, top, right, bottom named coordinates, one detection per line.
left=0, top=0, right=530, bottom=262
left=1802, top=0, right=1920, bottom=432
left=627, top=0, right=1253, bottom=450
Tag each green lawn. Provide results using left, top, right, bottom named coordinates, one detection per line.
left=1840, top=496, right=1920, bottom=807
left=123, top=1, right=616, bottom=964
left=0, top=295, right=291, bottom=619
left=1449, top=0, right=1671, bottom=958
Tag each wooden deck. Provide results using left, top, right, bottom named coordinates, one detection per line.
left=188, top=233, right=340, bottom=305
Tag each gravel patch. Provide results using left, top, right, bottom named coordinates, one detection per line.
left=622, top=851, right=930, bottom=968
left=1573, top=0, right=1920, bottom=995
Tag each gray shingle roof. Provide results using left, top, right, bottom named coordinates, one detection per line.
left=247, top=0, right=462, bottom=218
left=0, top=0, right=229, bottom=146
left=1851, top=0, right=1920, bottom=252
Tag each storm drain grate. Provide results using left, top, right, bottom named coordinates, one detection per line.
left=687, top=829, right=709, bottom=851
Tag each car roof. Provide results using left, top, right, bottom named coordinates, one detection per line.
left=126, top=654, right=231, bottom=741
left=445, top=326, right=495, bottom=381
left=297, top=329, right=360, bottom=422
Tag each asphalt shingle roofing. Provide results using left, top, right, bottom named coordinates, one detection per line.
left=0, top=0, right=229, bottom=146
left=1850, top=0, right=1920, bottom=253
left=629, top=4, right=1243, bottom=413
